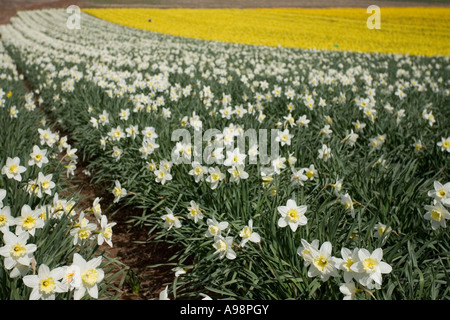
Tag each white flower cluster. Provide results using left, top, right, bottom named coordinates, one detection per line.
left=0, top=131, right=114, bottom=300
left=161, top=202, right=261, bottom=262
left=298, top=239, right=392, bottom=300
left=0, top=184, right=114, bottom=300
left=0, top=126, right=79, bottom=196
left=424, top=181, right=450, bottom=230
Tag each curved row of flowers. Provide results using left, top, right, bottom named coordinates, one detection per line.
left=1, top=9, right=448, bottom=300
left=0, top=41, right=119, bottom=300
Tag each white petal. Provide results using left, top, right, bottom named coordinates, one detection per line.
left=371, top=248, right=383, bottom=261
left=358, top=248, right=370, bottom=261
left=332, top=257, right=343, bottom=267
left=87, top=256, right=102, bottom=269
left=311, top=239, right=320, bottom=249
left=288, top=222, right=299, bottom=232
left=87, top=285, right=99, bottom=298
left=74, top=287, right=86, bottom=300
left=339, top=283, right=353, bottom=295
left=96, top=269, right=105, bottom=283
left=371, top=270, right=383, bottom=285
left=3, top=231, right=17, bottom=244
left=26, top=244, right=37, bottom=254
left=300, top=239, right=310, bottom=248
left=307, top=267, right=320, bottom=278
left=343, top=271, right=354, bottom=283
left=72, top=253, right=86, bottom=269
left=38, top=264, right=51, bottom=277
left=23, top=275, right=39, bottom=288
left=379, top=261, right=392, bottom=274
left=434, top=181, right=443, bottom=191
left=341, top=247, right=352, bottom=260
left=50, top=267, right=65, bottom=280
left=226, top=250, right=237, bottom=260
left=298, top=205, right=307, bottom=214
left=320, top=242, right=332, bottom=256
left=249, top=233, right=261, bottom=243
left=298, top=215, right=308, bottom=226
left=219, top=222, right=229, bottom=230
left=277, top=206, right=287, bottom=216
left=0, top=246, right=10, bottom=257
left=17, top=256, right=31, bottom=266
left=286, top=199, right=297, bottom=208
left=4, top=257, right=16, bottom=269
left=17, top=231, right=29, bottom=243
left=29, top=288, right=42, bottom=300
left=350, top=261, right=364, bottom=273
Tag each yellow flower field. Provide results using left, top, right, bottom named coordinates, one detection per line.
left=83, top=8, right=450, bottom=56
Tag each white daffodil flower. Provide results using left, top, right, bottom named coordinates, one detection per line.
left=213, top=235, right=236, bottom=260
left=72, top=253, right=104, bottom=300
left=0, top=231, right=37, bottom=277
left=424, top=201, right=450, bottom=230
left=23, top=264, right=65, bottom=300
left=2, top=157, right=26, bottom=182
left=277, top=199, right=307, bottom=232
left=15, top=204, right=44, bottom=236
left=239, top=219, right=261, bottom=248
left=351, top=248, right=392, bottom=289
left=187, top=200, right=204, bottom=223
left=306, top=241, right=342, bottom=282
left=161, top=207, right=182, bottom=230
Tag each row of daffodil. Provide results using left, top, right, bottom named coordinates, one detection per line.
left=0, top=9, right=448, bottom=299
left=0, top=42, right=118, bottom=300
left=160, top=195, right=394, bottom=299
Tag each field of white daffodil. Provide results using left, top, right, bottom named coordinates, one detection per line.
left=0, top=40, right=123, bottom=299
left=0, top=8, right=449, bottom=300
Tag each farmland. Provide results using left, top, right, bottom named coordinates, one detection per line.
left=84, top=7, right=450, bottom=56
left=0, top=4, right=449, bottom=301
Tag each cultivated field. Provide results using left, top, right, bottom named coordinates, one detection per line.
left=0, top=1, right=449, bottom=301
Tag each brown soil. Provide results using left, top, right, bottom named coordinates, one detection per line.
left=0, top=0, right=83, bottom=25
left=66, top=164, right=178, bottom=300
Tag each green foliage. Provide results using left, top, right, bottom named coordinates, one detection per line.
left=0, top=43, right=124, bottom=300
left=1, top=9, right=449, bottom=300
